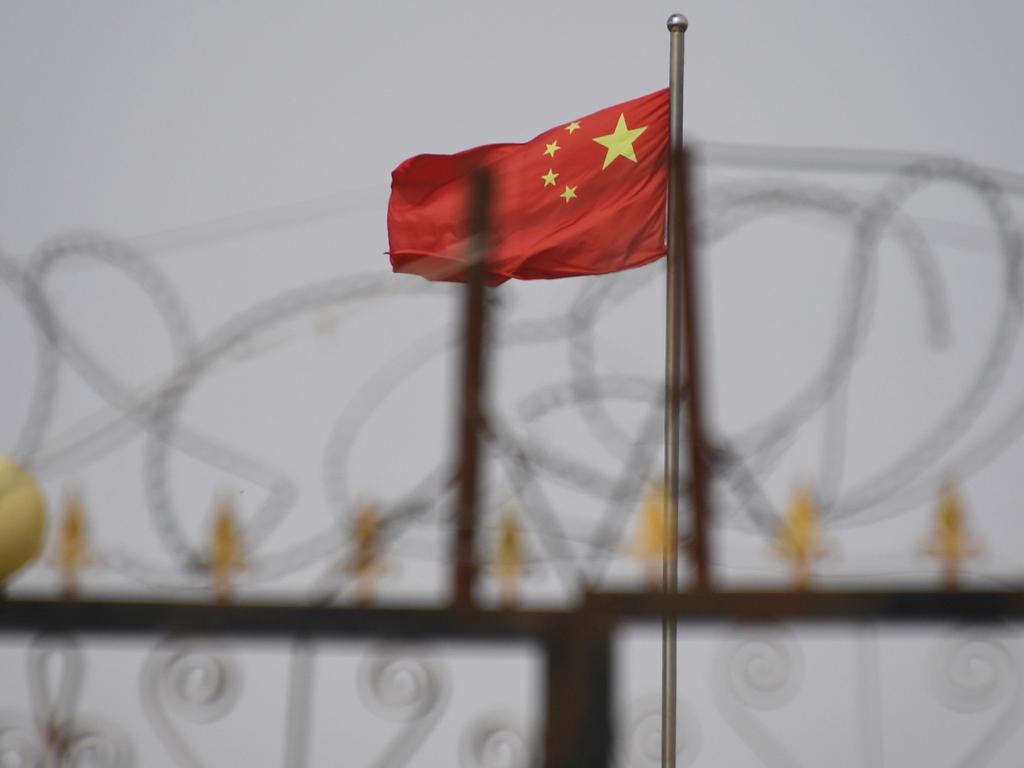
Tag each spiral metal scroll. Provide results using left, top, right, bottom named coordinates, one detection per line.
left=0, top=718, right=39, bottom=768
left=929, top=629, right=1023, bottom=767
left=140, top=638, right=241, bottom=768
left=357, top=648, right=450, bottom=768
left=713, top=628, right=804, bottom=768
left=0, top=635, right=134, bottom=768
left=618, top=695, right=701, bottom=768
left=459, top=715, right=533, bottom=768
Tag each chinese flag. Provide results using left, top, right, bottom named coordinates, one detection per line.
left=387, top=89, right=669, bottom=284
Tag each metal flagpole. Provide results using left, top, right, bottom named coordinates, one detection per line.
left=663, top=13, right=688, bottom=768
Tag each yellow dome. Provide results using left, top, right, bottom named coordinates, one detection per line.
left=0, top=457, right=47, bottom=582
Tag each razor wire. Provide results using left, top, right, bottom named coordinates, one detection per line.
left=3, top=145, right=1024, bottom=594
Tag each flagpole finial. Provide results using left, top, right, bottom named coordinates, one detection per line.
left=667, top=13, right=688, bottom=32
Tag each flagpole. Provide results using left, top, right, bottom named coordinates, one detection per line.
left=664, top=13, right=688, bottom=768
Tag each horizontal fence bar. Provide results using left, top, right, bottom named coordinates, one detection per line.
left=588, top=589, right=1024, bottom=625
left=0, top=598, right=565, bottom=640
left=3, top=589, right=1024, bottom=638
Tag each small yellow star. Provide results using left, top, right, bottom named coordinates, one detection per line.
left=542, top=169, right=559, bottom=187
left=566, top=121, right=581, bottom=134
left=560, top=185, right=577, bottom=203
left=544, top=140, right=560, bottom=157
left=593, top=113, right=648, bottom=170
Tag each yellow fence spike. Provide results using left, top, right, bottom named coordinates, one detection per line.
left=495, top=509, right=524, bottom=608
left=53, top=491, right=93, bottom=599
left=629, top=483, right=670, bottom=591
left=774, top=484, right=826, bottom=590
left=348, top=501, right=385, bottom=606
left=210, top=495, right=246, bottom=603
left=925, top=482, right=980, bottom=590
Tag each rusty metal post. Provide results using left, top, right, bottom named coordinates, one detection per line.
left=452, top=167, right=492, bottom=611
left=542, top=616, right=613, bottom=768
left=666, top=17, right=711, bottom=594
left=678, top=161, right=711, bottom=591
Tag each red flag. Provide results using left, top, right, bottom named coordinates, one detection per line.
left=387, top=89, right=669, bottom=284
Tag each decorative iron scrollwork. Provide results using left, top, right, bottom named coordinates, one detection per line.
left=929, top=628, right=1022, bottom=767
left=357, top=648, right=450, bottom=768
left=459, top=715, right=532, bottom=768
left=0, top=634, right=134, bottom=768
left=714, top=626, right=804, bottom=767
left=619, top=695, right=701, bottom=768
left=141, top=638, right=240, bottom=768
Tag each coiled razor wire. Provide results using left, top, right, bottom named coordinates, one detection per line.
left=3, top=145, right=1024, bottom=593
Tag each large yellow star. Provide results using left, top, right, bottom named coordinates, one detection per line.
left=593, top=113, right=648, bottom=170
left=544, top=140, right=560, bottom=157
left=542, top=169, right=558, bottom=187
left=560, top=185, right=577, bottom=203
